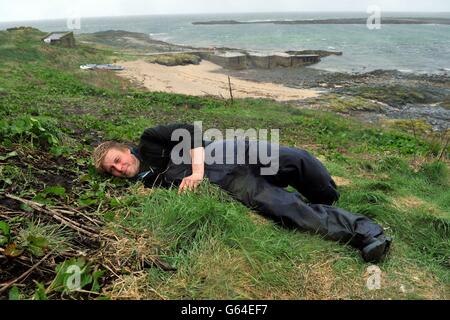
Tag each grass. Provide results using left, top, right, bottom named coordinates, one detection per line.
left=146, top=53, right=202, bottom=66
left=0, top=28, right=449, bottom=300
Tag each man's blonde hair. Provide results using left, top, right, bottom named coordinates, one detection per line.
left=92, top=141, right=129, bottom=173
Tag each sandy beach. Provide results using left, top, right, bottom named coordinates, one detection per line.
left=117, top=59, right=318, bottom=101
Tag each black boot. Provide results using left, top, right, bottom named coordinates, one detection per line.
left=361, top=234, right=392, bottom=263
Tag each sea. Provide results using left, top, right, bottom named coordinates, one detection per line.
left=1, top=12, right=450, bottom=74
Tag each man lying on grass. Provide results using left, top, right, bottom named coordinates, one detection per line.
left=92, top=123, right=391, bottom=263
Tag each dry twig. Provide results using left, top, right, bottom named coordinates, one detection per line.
left=0, top=251, right=54, bottom=295
left=228, top=75, right=234, bottom=103
left=5, top=194, right=105, bottom=239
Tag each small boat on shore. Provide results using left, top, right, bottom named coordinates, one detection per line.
left=80, top=64, right=125, bottom=70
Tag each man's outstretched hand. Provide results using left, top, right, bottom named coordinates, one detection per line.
left=178, top=173, right=204, bottom=194
left=179, top=146, right=205, bottom=194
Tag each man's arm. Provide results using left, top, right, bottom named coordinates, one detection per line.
left=178, top=146, right=205, bottom=194
left=140, top=123, right=205, bottom=193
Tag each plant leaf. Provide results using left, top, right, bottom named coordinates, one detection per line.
left=32, top=193, right=54, bottom=205
left=33, top=282, right=48, bottom=300
left=43, top=186, right=66, bottom=197
left=19, top=203, right=33, bottom=212
left=91, top=269, right=105, bottom=293
left=0, top=221, right=11, bottom=245
left=27, top=235, right=49, bottom=257
left=8, top=286, right=22, bottom=300
left=77, top=197, right=97, bottom=206
left=50, top=258, right=93, bottom=293
left=4, top=243, right=24, bottom=257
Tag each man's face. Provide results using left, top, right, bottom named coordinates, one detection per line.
left=102, top=148, right=140, bottom=178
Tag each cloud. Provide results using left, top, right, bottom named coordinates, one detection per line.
left=0, top=0, right=449, bottom=22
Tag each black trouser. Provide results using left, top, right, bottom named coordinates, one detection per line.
left=162, top=139, right=385, bottom=250
left=260, top=144, right=340, bottom=205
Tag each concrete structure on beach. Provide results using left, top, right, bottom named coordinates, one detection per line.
left=202, top=50, right=321, bottom=70
left=206, top=51, right=248, bottom=70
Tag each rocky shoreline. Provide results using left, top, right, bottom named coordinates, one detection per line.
left=219, top=67, right=450, bottom=131
left=76, top=30, right=450, bottom=132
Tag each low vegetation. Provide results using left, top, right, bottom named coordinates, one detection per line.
left=146, top=53, right=202, bottom=66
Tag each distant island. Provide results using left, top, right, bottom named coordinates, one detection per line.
left=193, top=17, right=450, bottom=25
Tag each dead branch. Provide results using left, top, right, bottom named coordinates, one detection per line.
left=57, top=209, right=102, bottom=227
left=0, top=251, right=53, bottom=295
left=0, top=213, right=12, bottom=220
left=71, top=208, right=103, bottom=226
left=5, top=194, right=102, bottom=239
left=228, top=76, right=234, bottom=103
left=143, top=257, right=177, bottom=272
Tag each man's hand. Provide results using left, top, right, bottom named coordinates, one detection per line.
left=178, top=173, right=204, bottom=194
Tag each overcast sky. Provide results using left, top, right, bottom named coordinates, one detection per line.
left=1, top=0, right=449, bottom=22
